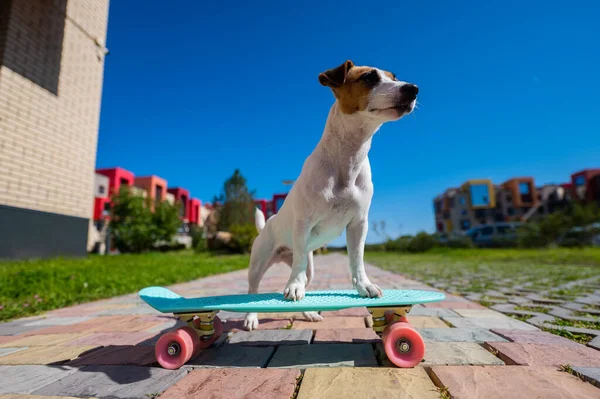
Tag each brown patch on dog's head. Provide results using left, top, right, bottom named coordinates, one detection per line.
left=319, top=60, right=390, bottom=114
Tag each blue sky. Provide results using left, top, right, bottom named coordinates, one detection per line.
left=96, top=0, right=600, bottom=245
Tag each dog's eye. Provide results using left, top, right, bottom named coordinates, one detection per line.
left=359, top=70, right=380, bottom=87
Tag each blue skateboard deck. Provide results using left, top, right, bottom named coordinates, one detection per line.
left=138, top=286, right=445, bottom=314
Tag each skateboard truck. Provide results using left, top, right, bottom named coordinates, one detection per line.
left=367, top=305, right=412, bottom=333
left=175, top=311, right=220, bottom=339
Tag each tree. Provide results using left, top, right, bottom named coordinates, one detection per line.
left=214, top=169, right=256, bottom=231
left=109, top=186, right=182, bottom=253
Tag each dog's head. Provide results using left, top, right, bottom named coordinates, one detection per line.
left=319, top=60, right=418, bottom=122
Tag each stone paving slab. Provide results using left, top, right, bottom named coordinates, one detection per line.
left=0, top=334, right=90, bottom=348
left=406, top=316, right=449, bottom=328
left=572, top=367, right=600, bottom=388
left=0, top=346, right=99, bottom=365
left=422, top=342, right=504, bottom=366
left=292, top=317, right=365, bottom=330
left=320, top=307, right=369, bottom=317
left=0, top=348, right=26, bottom=358
left=21, top=317, right=94, bottom=327
left=490, top=328, right=585, bottom=347
left=0, top=321, right=49, bottom=336
left=485, top=342, right=600, bottom=367
left=32, top=365, right=187, bottom=399
left=64, top=332, right=156, bottom=346
left=222, top=318, right=291, bottom=332
left=408, top=307, right=459, bottom=317
left=160, top=368, right=301, bottom=399
left=297, top=367, right=440, bottom=399
left=429, top=365, right=600, bottom=399
left=0, top=395, right=96, bottom=399
left=0, top=337, right=18, bottom=346
left=186, top=344, right=275, bottom=368
left=268, top=343, right=378, bottom=368
left=452, top=308, right=510, bottom=318
left=442, top=316, right=539, bottom=331
left=0, top=365, right=79, bottom=394
left=227, top=329, right=312, bottom=346
left=313, top=328, right=381, bottom=344
left=417, top=328, right=508, bottom=343
left=422, top=301, right=486, bottom=309
left=69, top=345, right=156, bottom=366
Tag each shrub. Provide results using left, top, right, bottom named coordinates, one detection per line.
left=229, top=224, right=259, bottom=254
left=109, top=187, right=182, bottom=253
left=190, top=225, right=208, bottom=253
left=446, top=235, right=474, bottom=249
left=407, top=231, right=437, bottom=253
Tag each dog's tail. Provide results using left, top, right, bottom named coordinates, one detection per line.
left=254, top=208, right=266, bottom=233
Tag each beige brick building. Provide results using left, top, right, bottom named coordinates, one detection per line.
left=0, top=0, right=110, bottom=259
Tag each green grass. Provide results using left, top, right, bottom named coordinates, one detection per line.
left=514, top=305, right=552, bottom=313
left=548, top=318, right=600, bottom=330
left=542, top=327, right=595, bottom=345
left=365, top=248, right=600, bottom=299
left=0, top=251, right=249, bottom=322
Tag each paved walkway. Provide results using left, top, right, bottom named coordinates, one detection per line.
left=1, top=253, right=599, bottom=398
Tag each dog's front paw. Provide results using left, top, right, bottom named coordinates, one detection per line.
left=244, top=312, right=259, bottom=331
left=302, top=311, right=323, bottom=322
left=354, top=279, right=383, bottom=298
left=283, top=280, right=306, bottom=301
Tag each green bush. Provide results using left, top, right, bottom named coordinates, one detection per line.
left=446, top=235, right=474, bottom=249
left=190, top=225, right=208, bottom=253
left=109, top=187, right=182, bottom=253
left=407, top=231, right=437, bottom=253
left=229, top=224, right=259, bottom=254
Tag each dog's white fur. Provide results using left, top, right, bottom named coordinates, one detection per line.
left=244, top=63, right=417, bottom=330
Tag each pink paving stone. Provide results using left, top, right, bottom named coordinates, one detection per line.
left=0, top=336, right=19, bottom=345
left=422, top=301, right=486, bottom=309
left=69, top=345, right=156, bottom=366
left=485, top=342, right=600, bottom=367
left=160, top=368, right=301, bottom=399
left=320, top=307, right=369, bottom=317
left=313, top=328, right=381, bottom=344
left=222, top=319, right=291, bottom=332
left=293, top=317, right=366, bottom=330
left=429, top=366, right=600, bottom=399
left=65, top=332, right=156, bottom=346
left=490, top=329, right=586, bottom=348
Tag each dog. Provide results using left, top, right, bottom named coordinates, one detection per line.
left=244, top=60, right=418, bottom=330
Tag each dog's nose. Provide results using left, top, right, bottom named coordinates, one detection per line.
left=400, top=84, right=419, bottom=100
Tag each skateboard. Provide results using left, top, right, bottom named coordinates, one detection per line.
left=138, top=286, right=445, bottom=369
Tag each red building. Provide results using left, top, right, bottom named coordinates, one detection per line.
left=272, top=193, right=287, bottom=214
left=571, top=169, right=600, bottom=204
left=189, top=198, right=201, bottom=225
left=168, top=187, right=190, bottom=220
left=96, top=167, right=134, bottom=196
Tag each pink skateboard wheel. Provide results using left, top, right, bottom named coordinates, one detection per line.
left=155, top=326, right=197, bottom=369
left=383, top=322, right=425, bottom=368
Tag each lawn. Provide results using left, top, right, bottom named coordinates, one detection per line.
left=366, top=248, right=600, bottom=343
left=0, top=251, right=249, bottom=322
left=366, top=248, right=600, bottom=298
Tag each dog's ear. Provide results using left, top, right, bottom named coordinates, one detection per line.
left=318, top=60, right=354, bottom=88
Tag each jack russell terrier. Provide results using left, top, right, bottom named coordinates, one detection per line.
left=244, top=60, right=418, bottom=330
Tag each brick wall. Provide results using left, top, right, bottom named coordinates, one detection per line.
left=0, top=0, right=110, bottom=220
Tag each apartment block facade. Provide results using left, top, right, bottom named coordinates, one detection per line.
left=0, top=0, right=110, bottom=259
left=434, top=169, right=598, bottom=234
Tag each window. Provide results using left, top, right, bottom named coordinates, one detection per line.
left=443, top=211, right=450, bottom=219
left=448, top=197, right=455, bottom=207
left=519, top=182, right=530, bottom=194
left=507, top=207, right=514, bottom=216
left=99, top=185, right=105, bottom=195
left=475, top=209, right=485, bottom=219
left=155, top=185, right=164, bottom=205
left=506, top=195, right=512, bottom=203
left=495, top=212, right=504, bottom=222
left=469, top=184, right=490, bottom=207
left=480, top=226, right=494, bottom=236
left=460, top=220, right=470, bottom=230
left=459, top=197, right=466, bottom=206
left=461, top=209, right=468, bottom=216
left=575, top=175, right=586, bottom=186
left=434, top=201, right=442, bottom=213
